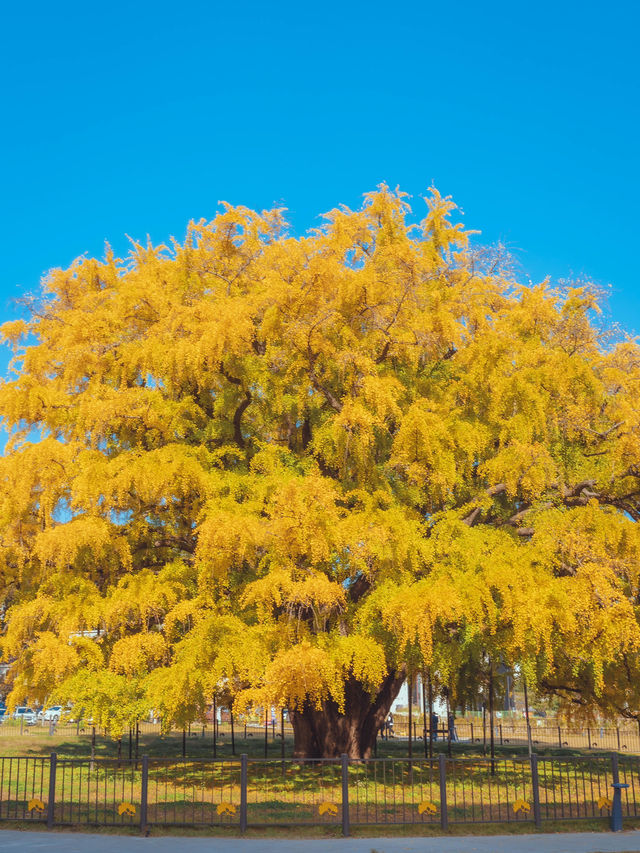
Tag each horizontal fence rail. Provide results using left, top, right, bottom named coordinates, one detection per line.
left=0, top=752, right=638, bottom=834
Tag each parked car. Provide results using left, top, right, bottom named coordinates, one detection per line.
left=12, top=706, right=37, bottom=724
left=39, top=706, right=63, bottom=723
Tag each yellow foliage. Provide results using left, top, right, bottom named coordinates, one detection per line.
left=0, top=187, right=639, bottom=744
left=109, top=632, right=167, bottom=676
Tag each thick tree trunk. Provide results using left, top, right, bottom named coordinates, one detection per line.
left=290, top=669, right=406, bottom=758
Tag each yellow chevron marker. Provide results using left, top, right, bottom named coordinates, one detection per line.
left=118, top=802, right=136, bottom=816
left=28, top=798, right=45, bottom=812
left=318, top=802, right=339, bottom=816
left=513, top=799, right=531, bottom=813
left=418, top=801, right=438, bottom=815
left=598, top=796, right=613, bottom=810
left=216, top=802, right=237, bottom=816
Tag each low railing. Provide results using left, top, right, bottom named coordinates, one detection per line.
left=0, top=752, right=637, bottom=834
left=382, top=720, right=640, bottom=754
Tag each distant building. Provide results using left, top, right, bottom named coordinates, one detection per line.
left=391, top=675, right=446, bottom=716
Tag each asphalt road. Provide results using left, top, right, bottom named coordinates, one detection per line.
left=3, top=830, right=640, bottom=853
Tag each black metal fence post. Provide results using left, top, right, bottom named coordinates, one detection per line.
left=341, top=753, right=350, bottom=837
left=140, top=755, right=149, bottom=834
left=530, top=753, right=541, bottom=828
left=439, top=753, right=448, bottom=830
left=46, top=752, right=57, bottom=829
left=240, top=754, right=248, bottom=834
left=610, top=752, right=629, bottom=832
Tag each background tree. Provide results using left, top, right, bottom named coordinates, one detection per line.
left=1, top=187, right=639, bottom=757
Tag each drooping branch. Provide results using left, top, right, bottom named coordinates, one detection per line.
left=375, top=341, right=390, bottom=364
left=221, top=365, right=252, bottom=448
left=232, top=390, right=252, bottom=448
left=308, top=361, right=342, bottom=412
left=301, top=321, right=344, bottom=413
left=540, top=679, right=589, bottom=704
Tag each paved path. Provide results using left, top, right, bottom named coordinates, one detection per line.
left=2, top=830, right=640, bottom=853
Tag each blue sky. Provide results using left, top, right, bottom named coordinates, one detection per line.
left=1, top=0, right=638, bottom=352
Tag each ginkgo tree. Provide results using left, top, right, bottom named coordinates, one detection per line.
left=1, top=186, right=640, bottom=757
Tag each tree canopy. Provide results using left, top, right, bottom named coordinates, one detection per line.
left=1, top=186, right=640, bottom=756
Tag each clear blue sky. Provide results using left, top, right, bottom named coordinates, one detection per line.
left=1, top=1, right=638, bottom=345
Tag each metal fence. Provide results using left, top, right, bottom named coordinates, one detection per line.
left=4, top=716, right=640, bottom=760
left=0, top=752, right=637, bottom=834
left=0, top=718, right=283, bottom=741
left=384, top=719, right=640, bottom=754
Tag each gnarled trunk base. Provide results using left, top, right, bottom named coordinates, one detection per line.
left=290, top=669, right=406, bottom=758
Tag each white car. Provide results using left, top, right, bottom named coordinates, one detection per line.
left=39, top=706, right=63, bottom=722
left=13, top=706, right=37, bottom=724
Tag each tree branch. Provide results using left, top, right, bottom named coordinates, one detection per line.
left=460, top=484, right=506, bottom=525
left=308, top=361, right=342, bottom=412
left=220, top=365, right=252, bottom=448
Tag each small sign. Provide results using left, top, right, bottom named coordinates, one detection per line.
left=118, top=802, right=137, bottom=816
